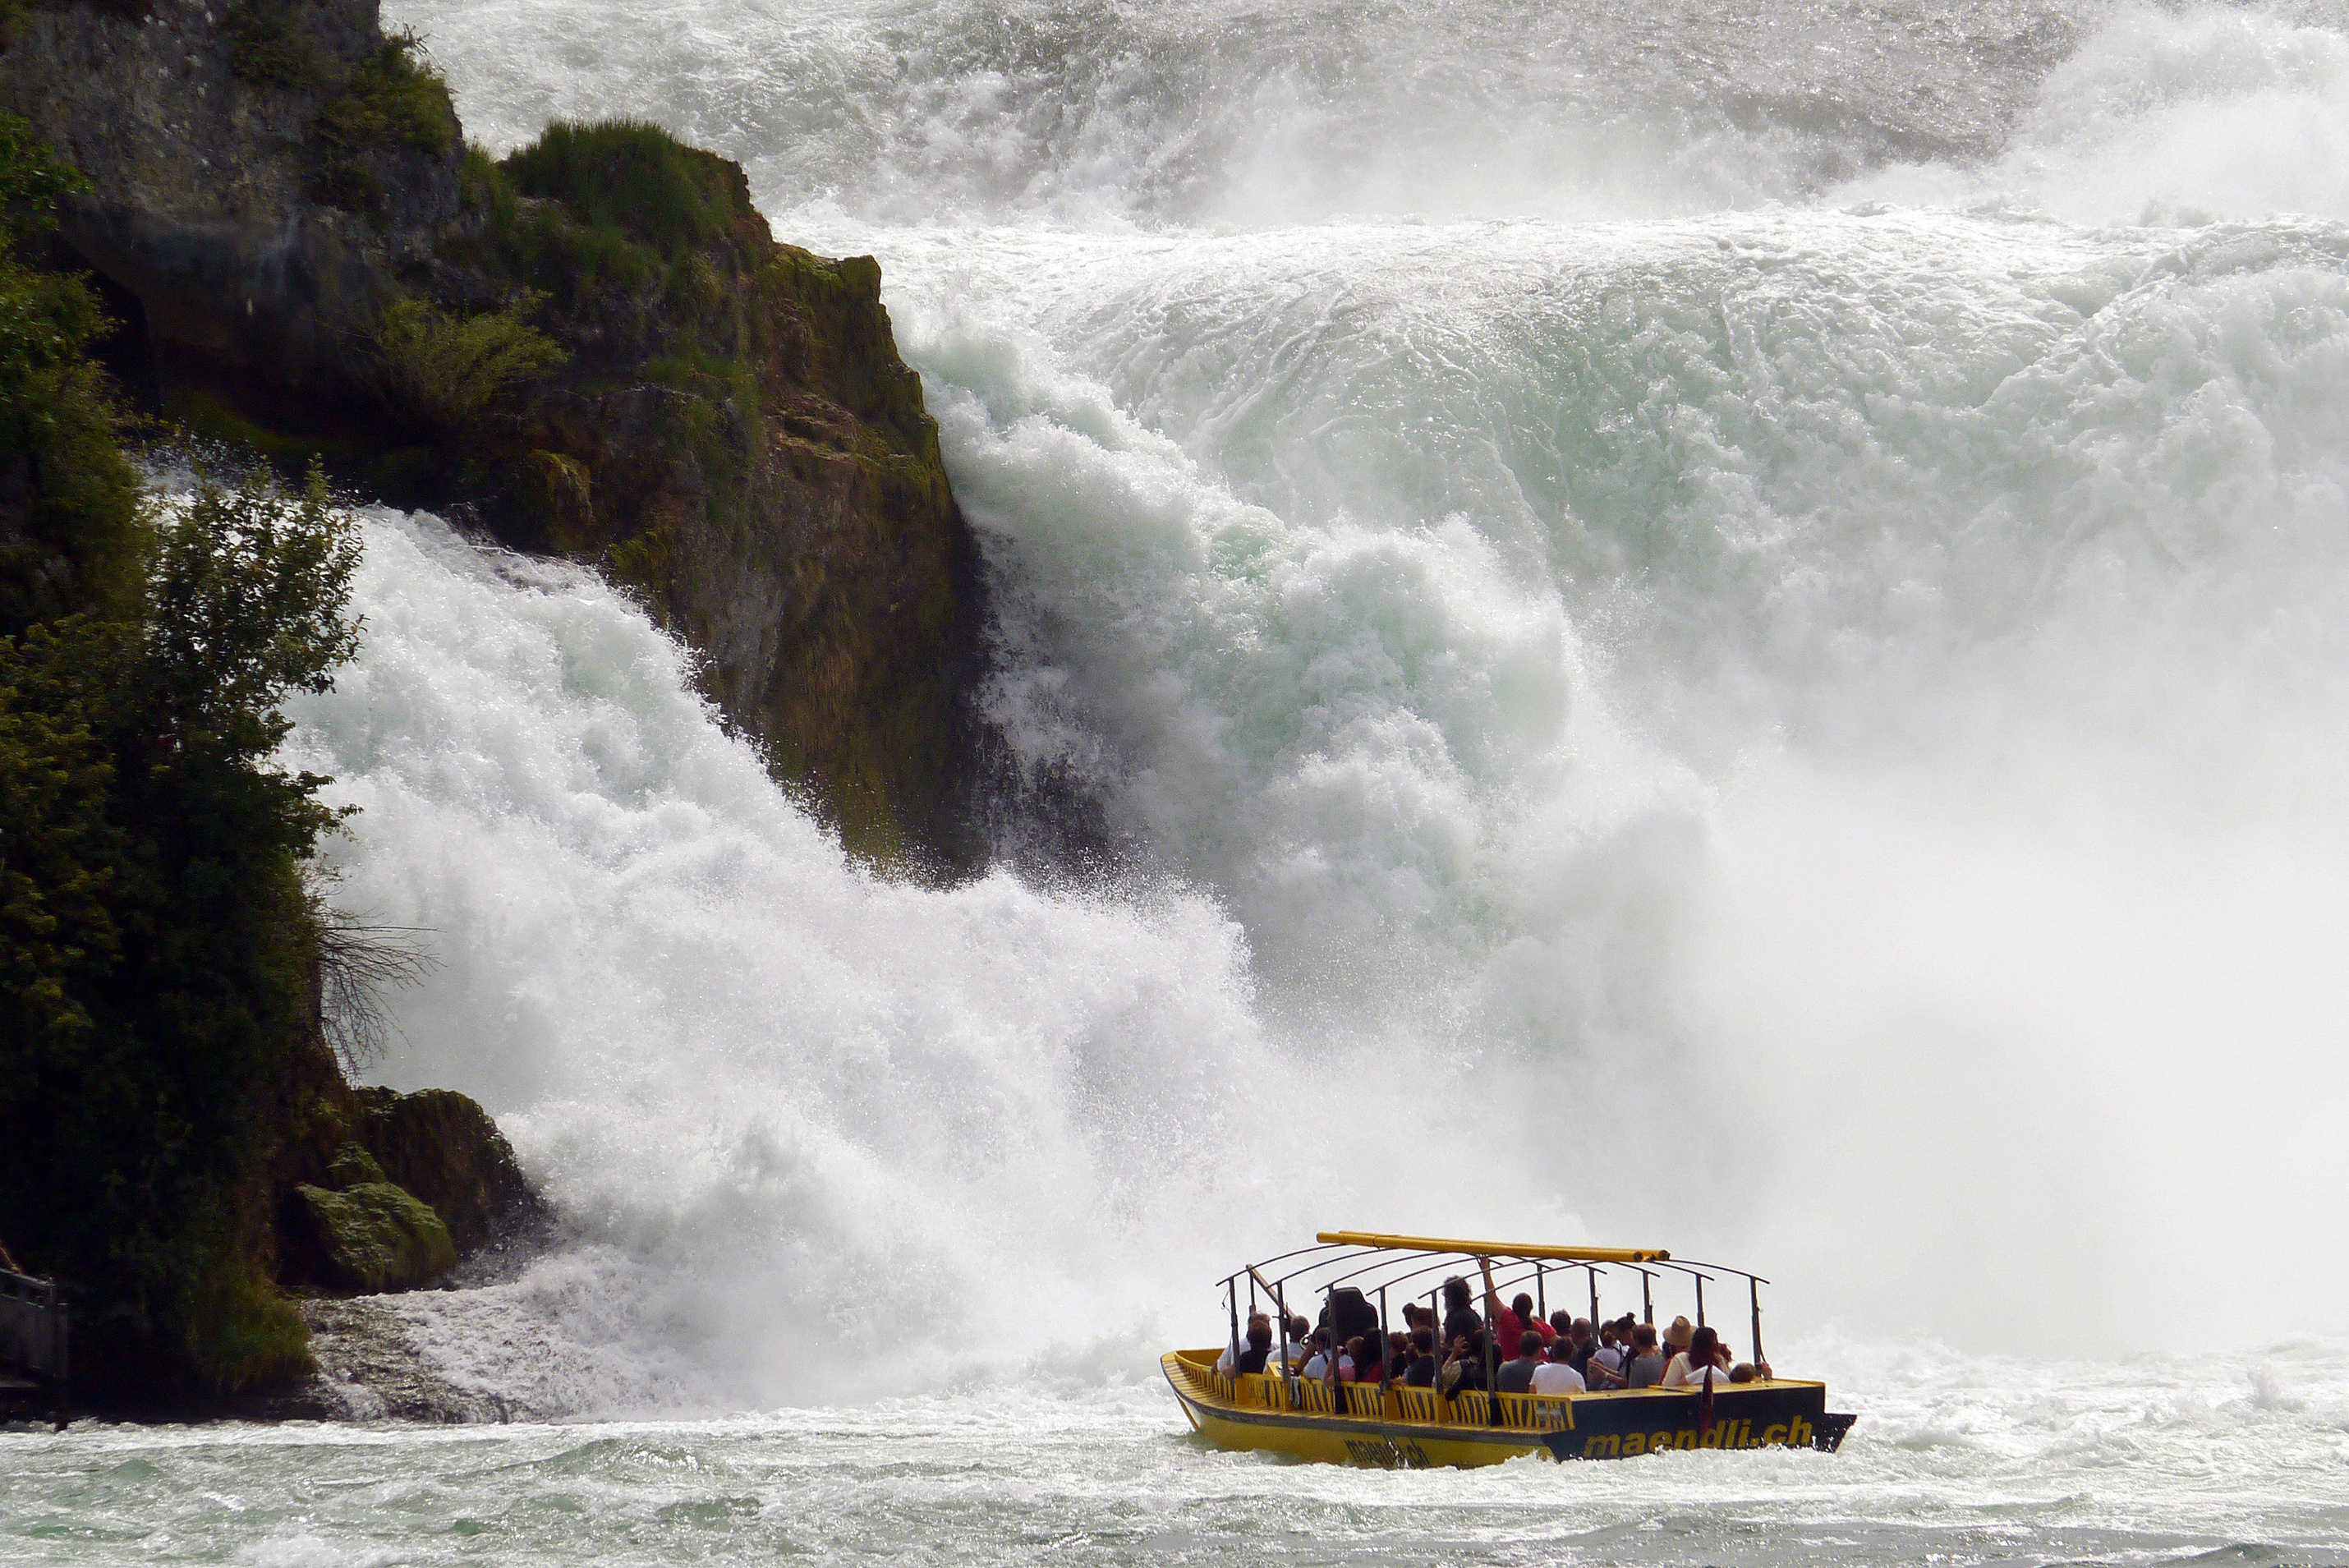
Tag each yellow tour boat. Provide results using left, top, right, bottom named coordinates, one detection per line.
left=1162, top=1230, right=1855, bottom=1466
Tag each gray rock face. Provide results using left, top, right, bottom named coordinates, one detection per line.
left=0, top=0, right=460, bottom=397
left=2, top=1, right=991, bottom=868
left=260, top=1299, right=508, bottom=1422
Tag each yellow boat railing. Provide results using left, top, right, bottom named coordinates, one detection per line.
left=1188, top=1355, right=1574, bottom=1432
left=1391, top=1385, right=1441, bottom=1423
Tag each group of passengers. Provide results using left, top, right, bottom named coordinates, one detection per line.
left=1215, top=1262, right=1767, bottom=1396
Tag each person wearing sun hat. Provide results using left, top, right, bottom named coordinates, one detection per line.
left=1665, top=1317, right=1694, bottom=1354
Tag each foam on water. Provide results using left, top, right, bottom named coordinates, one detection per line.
left=7, top=1331, right=2349, bottom=1565
left=1846, top=4, right=2349, bottom=224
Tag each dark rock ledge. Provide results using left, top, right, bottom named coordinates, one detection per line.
left=0, top=0, right=989, bottom=868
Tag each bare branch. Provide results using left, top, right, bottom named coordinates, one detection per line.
left=312, top=899, right=437, bottom=1074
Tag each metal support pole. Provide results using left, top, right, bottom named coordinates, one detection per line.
left=1749, top=1277, right=1765, bottom=1371
left=1536, top=1264, right=1547, bottom=1325
left=1430, top=1287, right=1444, bottom=1415
left=1227, top=1279, right=1240, bottom=1372
left=52, top=1298, right=68, bottom=1432
left=1642, top=1272, right=1653, bottom=1324
left=1273, top=1281, right=1292, bottom=1380
left=1477, top=1262, right=1499, bottom=1421
left=1695, top=1275, right=1706, bottom=1329
left=1587, top=1265, right=1599, bottom=1328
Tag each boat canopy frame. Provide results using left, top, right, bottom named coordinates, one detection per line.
left=1215, top=1230, right=1773, bottom=1374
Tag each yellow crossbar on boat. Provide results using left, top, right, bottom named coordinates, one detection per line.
left=1316, top=1230, right=1670, bottom=1263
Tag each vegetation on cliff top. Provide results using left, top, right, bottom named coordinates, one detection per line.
left=0, top=113, right=137, bottom=632
left=220, top=1, right=457, bottom=214
left=0, top=114, right=367, bottom=1396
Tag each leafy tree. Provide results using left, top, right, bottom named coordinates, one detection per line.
left=0, top=116, right=371, bottom=1395
left=0, top=466, right=361, bottom=1393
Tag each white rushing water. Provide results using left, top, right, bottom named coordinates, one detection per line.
left=13, top=1, right=2349, bottom=1562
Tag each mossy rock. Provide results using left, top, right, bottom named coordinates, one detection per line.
left=356, top=1087, right=543, bottom=1253
left=325, top=1141, right=386, bottom=1188
left=290, top=1180, right=457, bottom=1294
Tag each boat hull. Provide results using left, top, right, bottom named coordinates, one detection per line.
left=1162, top=1351, right=1855, bottom=1467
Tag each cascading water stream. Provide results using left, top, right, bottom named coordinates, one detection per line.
left=268, top=0, right=2349, bottom=1418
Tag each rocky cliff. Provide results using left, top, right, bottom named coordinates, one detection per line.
left=0, top=0, right=985, bottom=864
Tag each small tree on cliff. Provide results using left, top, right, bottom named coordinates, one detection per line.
left=0, top=457, right=364, bottom=1396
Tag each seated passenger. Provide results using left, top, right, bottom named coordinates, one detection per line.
left=1217, top=1314, right=1275, bottom=1376
left=1530, top=1336, right=1587, bottom=1395
left=1402, top=1327, right=1438, bottom=1387
left=1300, top=1328, right=1337, bottom=1379
left=1663, top=1325, right=1728, bottom=1388
left=1565, top=1317, right=1596, bottom=1375
left=1496, top=1330, right=1545, bottom=1393
left=1728, top=1363, right=1756, bottom=1384
left=1626, top=1324, right=1667, bottom=1387
left=1441, top=1330, right=1491, bottom=1393
left=1345, top=1335, right=1378, bottom=1382
left=1549, top=1309, right=1574, bottom=1342
left=1271, top=1315, right=1310, bottom=1373
left=1584, top=1320, right=1627, bottom=1388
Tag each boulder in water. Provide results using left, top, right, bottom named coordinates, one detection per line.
left=356, top=1087, right=543, bottom=1255
left=289, top=1170, right=457, bottom=1296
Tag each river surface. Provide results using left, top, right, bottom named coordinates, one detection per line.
left=7, top=1336, right=2349, bottom=1564
left=13, top=0, right=2349, bottom=1561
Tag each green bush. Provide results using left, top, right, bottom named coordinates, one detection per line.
left=143, top=464, right=363, bottom=760
left=0, top=114, right=140, bottom=636
left=502, top=119, right=746, bottom=257
left=222, top=0, right=329, bottom=90
left=461, top=120, right=775, bottom=315
left=316, top=34, right=457, bottom=158
left=371, top=294, right=566, bottom=429
left=0, top=107, right=386, bottom=1405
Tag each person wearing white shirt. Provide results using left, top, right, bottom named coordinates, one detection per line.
left=1529, top=1344, right=1587, bottom=1395
left=1216, top=1315, right=1274, bottom=1377
left=1302, top=1349, right=1355, bottom=1381
left=1663, top=1325, right=1731, bottom=1388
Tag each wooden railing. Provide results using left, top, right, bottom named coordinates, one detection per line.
left=0, top=1267, right=68, bottom=1428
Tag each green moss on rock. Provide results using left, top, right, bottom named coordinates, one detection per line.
left=291, top=1179, right=456, bottom=1294
left=355, top=1087, right=540, bottom=1255
left=325, top=1140, right=385, bottom=1189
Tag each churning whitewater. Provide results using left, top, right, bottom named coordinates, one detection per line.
left=15, top=0, right=2349, bottom=1561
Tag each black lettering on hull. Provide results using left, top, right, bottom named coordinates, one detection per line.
left=1539, top=1386, right=1855, bottom=1461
